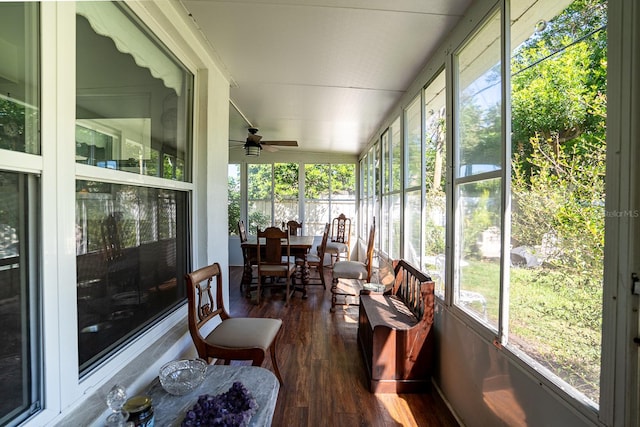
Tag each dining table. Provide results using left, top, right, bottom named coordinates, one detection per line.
left=241, top=235, right=316, bottom=299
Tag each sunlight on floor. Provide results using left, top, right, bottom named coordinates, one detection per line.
left=376, top=394, right=419, bottom=426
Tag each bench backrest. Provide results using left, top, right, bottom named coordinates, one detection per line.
left=391, top=259, right=434, bottom=321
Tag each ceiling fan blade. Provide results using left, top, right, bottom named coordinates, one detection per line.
left=262, top=144, right=279, bottom=152
left=261, top=140, right=298, bottom=147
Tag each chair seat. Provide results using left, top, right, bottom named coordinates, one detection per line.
left=206, top=317, right=283, bottom=350
left=326, top=241, right=348, bottom=254
left=332, top=260, right=368, bottom=279
left=305, top=253, right=322, bottom=263
left=260, top=263, right=296, bottom=273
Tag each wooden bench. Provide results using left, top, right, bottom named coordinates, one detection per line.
left=357, top=259, right=435, bottom=393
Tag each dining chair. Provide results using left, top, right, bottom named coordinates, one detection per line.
left=257, top=226, right=297, bottom=306
left=185, top=262, right=283, bottom=385
left=325, top=213, right=351, bottom=265
left=296, top=222, right=330, bottom=289
left=330, top=218, right=376, bottom=312
left=237, top=220, right=257, bottom=297
left=282, top=220, right=303, bottom=236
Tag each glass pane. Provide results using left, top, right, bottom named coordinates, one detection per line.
left=228, top=164, right=240, bottom=235
left=0, top=171, right=39, bottom=425
left=76, top=2, right=193, bottom=181
left=305, top=201, right=329, bottom=236
left=305, top=164, right=330, bottom=199
left=406, top=95, right=422, bottom=188
left=457, top=11, right=502, bottom=178
left=76, top=181, right=188, bottom=370
left=390, top=117, right=402, bottom=191
left=382, top=131, right=390, bottom=193
left=247, top=164, right=272, bottom=232
left=274, top=163, right=298, bottom=226
left=331, top=164, right=356, bottom=199
left=509, top=0, right=606, bottom=406
left=457, top=179, right=501, bottom=326
left=424, top=70, right=447, bottom=297
left=389, top=193, right=401, bottom=259
left=381, top=195, right=390, bottom=255
left=404, top=190, right=421, bottom=268
left=0, top=3, right=39, bottom=155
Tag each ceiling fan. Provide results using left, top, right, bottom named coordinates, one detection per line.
left=232, top=128, right=298, bottom=156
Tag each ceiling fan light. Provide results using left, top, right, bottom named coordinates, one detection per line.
left=244, top=141, right=262, bottom=156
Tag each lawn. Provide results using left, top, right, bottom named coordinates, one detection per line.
left=458, top=260, right=602, bottom=403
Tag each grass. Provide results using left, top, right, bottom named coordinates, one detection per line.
left=457, top=260, right=602, bottom=403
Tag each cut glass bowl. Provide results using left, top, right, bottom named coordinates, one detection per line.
left=159, top=359, right=207, bottom=395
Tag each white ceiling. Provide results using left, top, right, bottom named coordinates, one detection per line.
left=180, top=0, right=473, bottom=155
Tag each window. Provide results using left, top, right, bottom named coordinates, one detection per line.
left=305, top=163, right=356, bottom=236
left=404, top=95, right=422, bottom=268
left=274, top=163, right=299, bottom=228
left=75, top=1, right=193, bottom=373
left=75, top=2, right=192, bottom=181
left=247, top=164, right=273, bottom=233
left=423, top=70, right=447, bottom=297
left=228, top=164, right=241, bottom=235
left=381, top=117, right=402, bottom=259
left=454, top=10, right=503, bottom=327
left=0, top=3, right=39, bottom=156
left=0, top=172, right=40, bottom=425
left=0, top=3, right=41, bottom=425
left=508, top=0, right=606, bottom=405
left=449, top=0, right=606, bottom=409
left=75, top=182, right=188, bottom=369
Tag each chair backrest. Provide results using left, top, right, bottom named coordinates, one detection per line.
left=317, top=222, right=331, bottom=259
left=330, top=213, right=351, bottom=245
left=257, top=226, right=290, bottom=264
left=237, top=220, right=248, bottom=243
left=364, top=217, right=376, bottom=281
left=282, top=220, right=303, bottom=236
left=184, top=263, right=228, bottom=356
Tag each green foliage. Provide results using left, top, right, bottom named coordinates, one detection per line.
left=228, top=174, right=240, bottom=235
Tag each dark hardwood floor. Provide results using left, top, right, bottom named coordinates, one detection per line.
left=224, top=266, right=460, bottom=427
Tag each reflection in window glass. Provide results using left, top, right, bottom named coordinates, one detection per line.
left=0, top=3, right=39, bottom=155
left=457, top=179, right=501, bottom=325
left=423, top=71, right=447, bottom=297
left=75, top=2, right=193, bottom=181
left=509, top=0, right=606, bottom=405
left=457, top=11, right=502, bottom=178
left=0, top=171, right=40, bottom=425
left=76, top=181, right=187, bottom=370
left=247, top=164, right=272, bottom=233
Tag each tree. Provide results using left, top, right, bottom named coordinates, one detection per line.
left=510, top=0, right=607, bottom=277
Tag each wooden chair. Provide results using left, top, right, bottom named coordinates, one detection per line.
left=282, top=220, right=303, bottom=236
left=326, top=213, right=351, bottom=265
left=185, top=262, right=283, bottom=384
left=296, top=222, right=330, bottom=289
left=330, top=218, right=376, bottom=312
left=257, top=226, right=297, bottom=306
left=237, top=220, right=257, bottom=296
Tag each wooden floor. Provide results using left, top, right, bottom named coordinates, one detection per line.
left=224, top=266, right=460, bottom=427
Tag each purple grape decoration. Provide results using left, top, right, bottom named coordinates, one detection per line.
left=181, top=382, right=258, bottom=427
